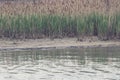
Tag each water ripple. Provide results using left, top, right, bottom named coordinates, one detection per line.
left=0, top=47, right=120, bottom=80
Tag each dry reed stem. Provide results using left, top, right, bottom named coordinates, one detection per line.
left=0, top=0, right=120, bottom=16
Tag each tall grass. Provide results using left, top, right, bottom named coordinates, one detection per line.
left=0, top=0, right=120, bottom=16
left=0, top=13, right=120, bottom=40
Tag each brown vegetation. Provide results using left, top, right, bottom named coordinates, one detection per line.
left=0, top=0, right=120, bottom=16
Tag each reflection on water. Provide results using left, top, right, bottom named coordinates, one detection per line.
left=0, top=47, right=120, bottom=80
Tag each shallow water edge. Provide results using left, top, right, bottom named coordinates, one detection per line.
left=0, top=38, right=120, bottom=51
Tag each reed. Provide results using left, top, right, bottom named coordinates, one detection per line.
left=112, top=13, right=120, bottom=38
left=0, top=13, right=120, bottom=40
left=0, top=0, right=120, bottom=16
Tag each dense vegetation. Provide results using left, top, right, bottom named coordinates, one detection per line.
left=0, top=13, right=120, bottom=40
left=0, top=0, right=120, bottom=16
left=0, top=0, right=120, bottom=40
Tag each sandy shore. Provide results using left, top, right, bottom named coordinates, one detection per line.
left=0, top=38, right=120, bottom=51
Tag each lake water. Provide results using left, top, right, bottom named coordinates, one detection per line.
left=0, top=47, right=120, bottom=80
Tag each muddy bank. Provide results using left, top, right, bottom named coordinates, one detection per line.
left=0, top=38, right=120, bottom=51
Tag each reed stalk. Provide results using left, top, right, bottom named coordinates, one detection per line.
left=0, top=13, right=119, bottom=40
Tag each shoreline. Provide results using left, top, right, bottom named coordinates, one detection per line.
left=0, top=38, right=120, bottom=51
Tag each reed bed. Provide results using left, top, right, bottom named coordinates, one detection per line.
left=0, top=13, right=120, bottom=40
left=0, top=0, right=120, bottom=16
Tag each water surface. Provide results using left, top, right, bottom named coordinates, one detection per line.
left=0, top=47, right=120, bottom=80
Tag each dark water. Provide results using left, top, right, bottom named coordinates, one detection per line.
left=0, top=47, right=120, bottom=80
